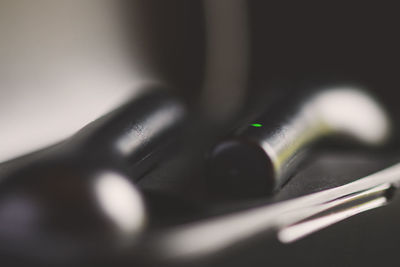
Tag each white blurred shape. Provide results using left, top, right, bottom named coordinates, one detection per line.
left=313, top=87, right=390, bottom=145
left=278, top=197, right=387, bottom=243
left=94, top=171, right=145, bottom=234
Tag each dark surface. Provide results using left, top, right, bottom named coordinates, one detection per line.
left=134, top=146, right=400, bottom=267
left=130, top=145, right=400, bottom=267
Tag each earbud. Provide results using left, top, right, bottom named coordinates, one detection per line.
left=208, top=83, right=391, bottom=198
left=0, top=85, right=185, bottom=263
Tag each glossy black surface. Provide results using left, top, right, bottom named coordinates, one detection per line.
left=208, top=85, right=391, bottom=198
left=0, top=86, right=186, bottom=264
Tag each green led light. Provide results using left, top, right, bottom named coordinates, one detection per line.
left=251, top=123, right=262, bottom=127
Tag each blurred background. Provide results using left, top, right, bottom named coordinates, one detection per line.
left=1, top=0, right=399, bottom=159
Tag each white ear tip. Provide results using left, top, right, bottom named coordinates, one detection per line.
left=313, top=87, right=391, bottom=145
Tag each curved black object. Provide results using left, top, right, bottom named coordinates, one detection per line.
left=0, top=85, right=186, bottom=263
left=71, top=85, right=186, bottom=180
left=208, top=84, right=390, bottom=198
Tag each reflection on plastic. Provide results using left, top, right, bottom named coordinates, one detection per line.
left=94, top=171, right=145, bottom=235
left=116, top=104, right=184, bottom=157
left=278, top=197, right=387, bottom=243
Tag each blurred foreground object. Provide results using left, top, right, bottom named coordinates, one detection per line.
left=0, top=86, right=185, bottom=264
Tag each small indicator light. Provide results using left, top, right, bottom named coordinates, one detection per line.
left=251, top=123, right=262, bottom=127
